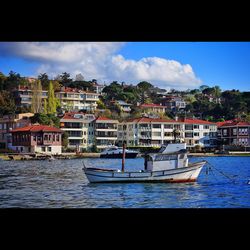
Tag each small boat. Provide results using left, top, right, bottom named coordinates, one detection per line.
left=83, top=143, right=206, bottom=183
left=100, top=146, right=138, bottom=159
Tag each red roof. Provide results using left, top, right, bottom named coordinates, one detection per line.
left=95, top=116, right=118, bottom=122
left=11, top=125, right=62, bottom=133
left=218, top=121, right=250, bottom=127
left=126, top=117, right=215, bottom=125
left=127, top=117, right=177, bottom=123
left=182, top=118, right=215, bottom=125
left=140, top=103, right=167, bottom=108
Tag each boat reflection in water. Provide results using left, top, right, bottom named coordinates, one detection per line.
left=83, top=143, right=206, bottom=183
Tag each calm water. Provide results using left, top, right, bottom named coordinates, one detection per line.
left=0, top=156, right=249, bottom=208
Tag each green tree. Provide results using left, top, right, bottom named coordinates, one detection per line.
left=0, top=91, right=16, bottom=115
left=137, top=81, right=153, bottom=103
left=30, top=113, right=60, bottom=127
left=62, top=132, right=69, bottom=149
left=213, top=85, right=221, bottom=98
left=43, top=99, right=48, bottom=114
left=59, top=72, right=72, bottom=86
left=4, top=71, right=22, bottom=91
left=31, top=80, right=42, bottom=113
left=97, top=99, right=106, bottom=109
left=47, top=81, right=57, bottom=114
left=38, top=73, right=50, bottom=90
left=0, top=72, right=7, bottom=91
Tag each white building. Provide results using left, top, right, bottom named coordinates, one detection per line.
left=117, top=117, right=217, bottom=149
left=55, top=87, right=99, bottom=112
left=94, top=117, right=118, bottom=149
left=60, top=112, right=96, bottom=151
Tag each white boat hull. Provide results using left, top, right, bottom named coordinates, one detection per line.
left=83, top=161, right=206, bottom=183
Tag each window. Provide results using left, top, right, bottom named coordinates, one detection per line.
left=174, top=124, right=180, bottom=130
left=44, top=135, right=48, bottom=140
left=48, top=147, right=52, bottom=152
left=223, top=129, right=227, bottom=136
left=204, top=132, right=208, bottom=136
left=152, top=124, right=161, bottom=128
left=233, top=128, right=237, bottom=135
left=194, top=132, right=199, bottom=137
left=204, top=125, right=209, bottom=129
left=164, top=132, right=172, bottom=137
left=164, top=124, right=173, bottom=129
left=185, top=125, right=193, bottom=130
left=42, top=147, right=46, bottom=152
left=193, top=125, right=199, bottom=129
left=185, top=132, right=193, bottom=138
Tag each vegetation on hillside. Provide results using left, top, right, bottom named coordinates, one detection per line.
left=0, top=70, right=250, bottom=122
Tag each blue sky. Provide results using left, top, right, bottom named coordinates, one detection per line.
left=0, top=42, right=249, bottom=91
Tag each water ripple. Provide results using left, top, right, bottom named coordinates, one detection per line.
left=0, top=156, right=249, bottom=208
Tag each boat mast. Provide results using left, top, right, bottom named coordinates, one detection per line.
left=122, top=142, right=126, bottom=172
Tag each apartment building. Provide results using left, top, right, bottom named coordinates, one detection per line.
left=117, top=117, right=217, bottom=149
left=11, top=124, right=62, bottom=154
left=217, top=121, right=250, bottom=149
left=55, top=87, right=99, bottom=112
left=13, top=86, right=48, bottom=108
left=94, top=117, right=118, bottom=149
left=13, top=86, right=100, bottom=112
left=60, top=112, right=96, bottom=151
left=183, top=118, right=217, bottom=149
left=0, top=113, right=34, bottom=149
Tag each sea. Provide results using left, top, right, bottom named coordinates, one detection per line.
left=0, top=156, right=249, bottom=208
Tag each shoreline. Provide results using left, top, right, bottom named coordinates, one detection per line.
left=1, top=152, right=250, bottom=161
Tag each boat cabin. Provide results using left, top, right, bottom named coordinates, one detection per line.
left=145, top=143, right=189, bottom=171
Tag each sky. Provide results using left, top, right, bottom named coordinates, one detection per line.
left=0, top=42, right=249, bottom=91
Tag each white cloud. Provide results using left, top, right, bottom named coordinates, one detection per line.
left=0, top=42, right=202, bottom=90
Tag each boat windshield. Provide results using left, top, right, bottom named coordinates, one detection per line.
left=158, top=145, right=167, bottom=153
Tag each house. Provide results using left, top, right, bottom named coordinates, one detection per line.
left=161, top=96, right=186, bottom=111
left=0, top=113, right=34, bottom=150
left=60, top=112, right=96, bottom=151
left=110, top=100, right=132, bottom=112
left=94, top=117, right=118, bottom=149
left=139, top=103, right=168, bottom=114
left=217, top=120, right=250, bottom=149
left=11, top=125, right=63, bottom=155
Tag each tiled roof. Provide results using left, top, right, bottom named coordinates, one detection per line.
left=95, top=116, right=118, bottom=122
left=127, top=117, right=177, bottom=123
left=218, top=121, right=250, bottom=127
left=183, top=118, right=215, bottom=125
left=126, top=117, right=215, bottom=125
left=11, top=125, right=62, bottom=133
